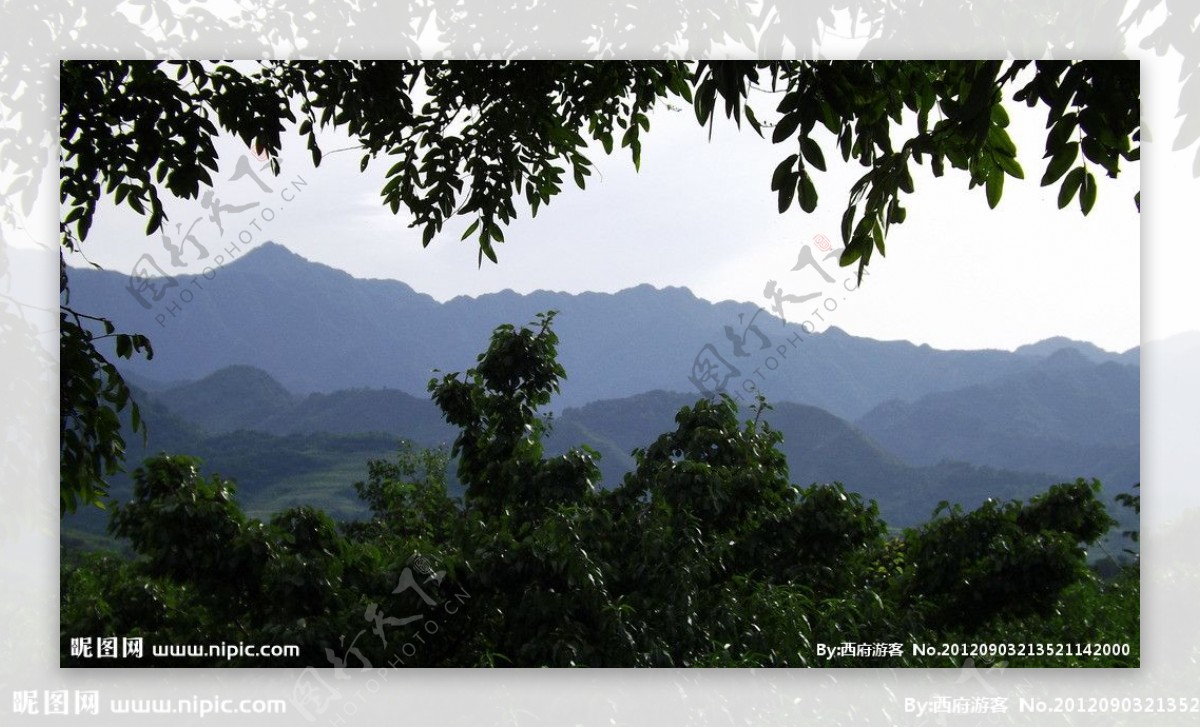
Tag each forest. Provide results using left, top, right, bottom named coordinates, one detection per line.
left=61, top=312, right=1139, bottom=667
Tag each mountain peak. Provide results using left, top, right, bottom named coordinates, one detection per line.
left=168, top=364, right=293, bottom=397
left=235, top=241, right=318, bottom=269
left=1035, top=346, right=1092, bottom=370
left=1014, top=336, right=1118, bottom=364
left=159, top=364, right=295, bottom=432
left=227, top=242, right=426, bottom=300
left=249, top=240, right=292, bottom=255
left=618, top=283, right=698, bottom=300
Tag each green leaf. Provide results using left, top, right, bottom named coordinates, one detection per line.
left=695, top=78, right=716, bottom=126
left=798, top=175, right=818, bottom=214
left=1047, top=113, right=1077, bottom=150
left=1041, top=142, right=1078, bottom=186
left=1081, top=135, right=1106, bottom=166
left=744, top=105, right=763, bottom=138
left=985, top=169, right=1003, bottom=209
left=461, top=219, right=480, bottom=241
left=799, top=137, right=826, bottom=172
left=819, top=101, right=840, bottom=135
left=989, top=127, right=1017, bottom=157
left=778, top=89, right=803, bottom=114
left=841, top=204, right=856, bottom=242
left=1084, top=135, right=1121, bottom=177
left=145, top=210, right=163, bottom=236
left=839, top=241, right=863, bottom=266
left=620, top=126, right=637, bottom=149
left=1079, top=171, right=1097, bottom=215
left=838, top=129, right=852, bottom=161
left=946, top=147, right=968, bottom=170
left=930, top=153, right=945, bottom=178
left=777, top=172, right=796, bottom=213
left=772, top=113, right=801, bottom=144
left=771, top=154, right=798, bottom=191
left=857, top=232, right=874, bottom=267
left=990, top=103, right=1010, bottom=128
left=1058, top=167, right=1085, bottom=209
left=134, top=335, right=153, bottom=358
left=480, top=240, right=498, bottom=265
left=995, top=153, right=1024, bottom=179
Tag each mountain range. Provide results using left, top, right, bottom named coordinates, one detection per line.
left=68, top=241, right=1139, bottom=419
left=139, top=368, right=1016, bottom=495
left=61, top=242, right=1140, bottom=539
left=70, top=356, right=1135, bottom=533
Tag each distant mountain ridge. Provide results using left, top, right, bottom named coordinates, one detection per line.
left=133, top=364, right=1131, bottom=529
left=856, top=347, right=1139, bottom=488
left=67, top=241, right=1137, bottom=419
left=1014, top=336, right=1139, bottom=365
left=158, top=365, right=454, bottom=442
left=160, top=364, right=296, bottom=432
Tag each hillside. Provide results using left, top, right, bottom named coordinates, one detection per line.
left=548, top=391, right=1068, bottom=526
left=158, top=364, right=296, bottom=432
left=856, top=348, right=1140, bottom=491
left=63, top=368, right=1096, bottom=531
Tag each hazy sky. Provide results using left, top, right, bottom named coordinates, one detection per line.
left=73, top=66, right=1141, bottom=353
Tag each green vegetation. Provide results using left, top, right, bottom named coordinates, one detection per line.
left=61, top=314, right=1139, bottom=667
left=59, top=60, right=1139, bottom=514
left=58, top=61, right=1140, bottom=666
left=62, top=426, right=422, bottom=546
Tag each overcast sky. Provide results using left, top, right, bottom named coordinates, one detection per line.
left=73, top=69, right=1141, bottom=353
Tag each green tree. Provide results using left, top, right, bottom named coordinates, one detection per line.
left=58, top=60, right=1139, bottom=515
left=429, top=311, right=601, bottom=519
left=345, top=441, right=458, bottom=546
left=59, top=296, right=152, bottom=514
left=896, top=479, right=1115, bottom=630
left=63, top=449, right=466, bottom=666
left=62, top=314, right=1138, bottom=667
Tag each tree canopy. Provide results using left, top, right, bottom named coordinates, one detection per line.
left=58, top=60, right=1140, bottom=512
left=62, top=314, right=1140, bottom=667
